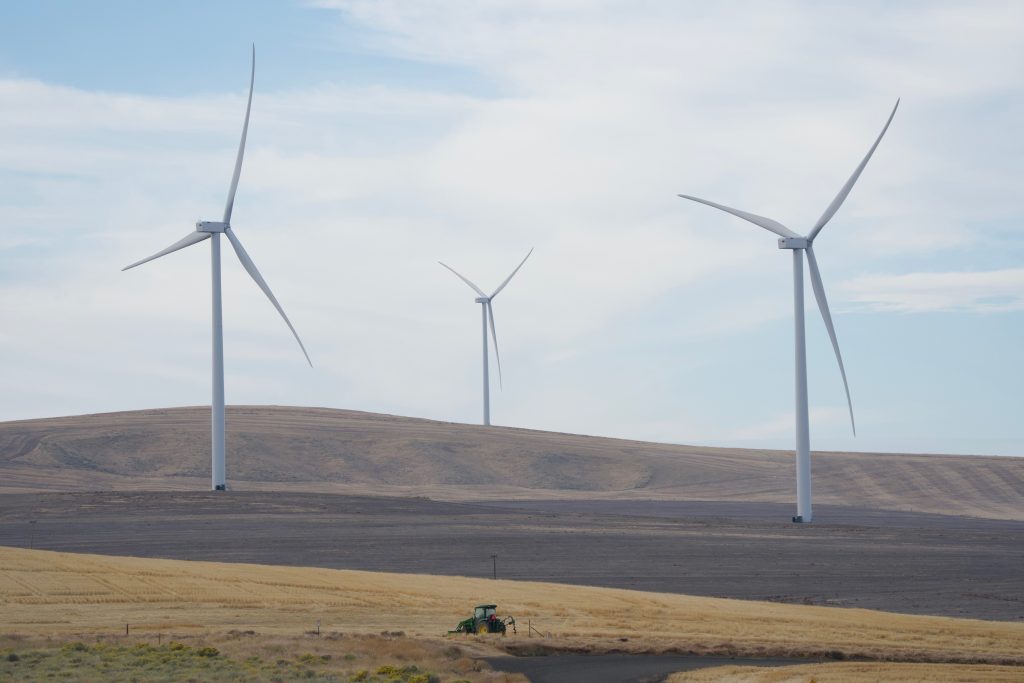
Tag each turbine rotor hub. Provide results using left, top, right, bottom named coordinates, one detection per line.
left=197, top=221, right=228, bottom=233
left=475, top=297, right=490, bottom=304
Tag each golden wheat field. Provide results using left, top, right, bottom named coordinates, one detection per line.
left=668, top=662, right=1024, bottom=682
left=1, top=546, right=1022, bottom=668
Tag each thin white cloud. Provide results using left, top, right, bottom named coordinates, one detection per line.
left=840, top=269, right=1024, bottom=313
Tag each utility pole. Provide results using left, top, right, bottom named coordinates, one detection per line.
left=491, top=554, right=498, bottom=580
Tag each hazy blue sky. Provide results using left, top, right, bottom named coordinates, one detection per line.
left=0, top=1, right=1021, bottom=456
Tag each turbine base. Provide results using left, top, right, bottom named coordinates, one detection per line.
left=791, top=515, right=805, bottom=523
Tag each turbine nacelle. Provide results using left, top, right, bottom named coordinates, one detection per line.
left=777, top=236, right=809, bottom=250
left=474, top=297, right=490, bottom=304
left=197, top=221, right=228, bottom=233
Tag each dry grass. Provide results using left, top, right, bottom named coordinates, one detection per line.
left=668, top=662, right=1024, bottom=682
left=1, top=546, right=1022, bottom=666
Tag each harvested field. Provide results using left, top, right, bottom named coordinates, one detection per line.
left=1, top=547, right=1022, bottom=666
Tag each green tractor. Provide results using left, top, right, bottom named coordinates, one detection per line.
left=450, top=604, right=516, bottom=635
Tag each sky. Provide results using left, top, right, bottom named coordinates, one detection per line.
left=0, top=1, right=1021, bottom=457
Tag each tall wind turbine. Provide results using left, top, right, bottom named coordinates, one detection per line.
left=440, top=249, right=533, bottom=426
left=123, top=47, right=311, bottom=491
left=678, top=100, right=899, bottom=523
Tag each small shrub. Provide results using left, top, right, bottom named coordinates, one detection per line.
left=168, top=642, right=187, bottom=651
left=196, top=646, right=219, bottom=657
left=343, top=653, right=357, bottom=661
left=377, top=664, right=400, bottom=676
left=6, top=653, right=19, bottom=662
left=350, top=671, right=368, bottom=682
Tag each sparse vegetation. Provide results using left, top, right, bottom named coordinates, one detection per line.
left=0, top=640, right=346, bottom=682
left=0, top=634, right=511, bottom=683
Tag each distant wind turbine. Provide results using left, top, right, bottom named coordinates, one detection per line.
left=440, top=249, right=533, bottom=426
left=123, top=47, right=311, bottom=491
left=678, top=99, right=899, bottom=523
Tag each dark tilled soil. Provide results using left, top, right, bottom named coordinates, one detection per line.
left=1, top=491, right=1021, bottom=621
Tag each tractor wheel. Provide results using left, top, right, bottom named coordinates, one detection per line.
left=477, top=623, right=489, bottom=635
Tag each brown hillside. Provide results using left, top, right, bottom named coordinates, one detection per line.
left=0, top=406, right=1020, bottom=519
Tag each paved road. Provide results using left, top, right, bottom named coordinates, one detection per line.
left=1, top=492, right=1021, bottom=621
left=485, top=655, right=796, bottom=683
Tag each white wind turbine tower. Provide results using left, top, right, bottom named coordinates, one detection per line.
left=123, top=47, right=311, bottom=491
left=678, top=100, right=899, bottom=523
left=440, top=249, right=533, bottom=426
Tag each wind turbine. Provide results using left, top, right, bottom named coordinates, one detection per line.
left=122, top=47, right=311, bottom=491
left=440, top=249, right=533, bottom=426
left=678, top=99, right=899, bottom=523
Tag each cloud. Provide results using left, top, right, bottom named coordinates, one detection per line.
left=0, top=2, right=1022, bottom=453
left=840, top=268, right=1024, bottom=313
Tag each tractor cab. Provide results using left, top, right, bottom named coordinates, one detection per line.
left=474, top=605, right=497, bottom=622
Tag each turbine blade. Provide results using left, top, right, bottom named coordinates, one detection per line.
left=486, top=301, right=503, bottom=390
left=806, top=246, right=855, bottom=436
left=223, top=45, right=256, bottom=224
left=224, top=227, right=312, bottom=367
left=439, top=261, right=486, bottom=297
left=490, top=248, right=533, bottom=299
left=808, top=98, right=900, bottom=241
left=677, top=194, right=798, bottom=239
left=122, top=231, right=210, bottom=271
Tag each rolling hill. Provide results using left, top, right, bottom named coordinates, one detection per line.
left=0, top=405, right=1021, bottom=519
